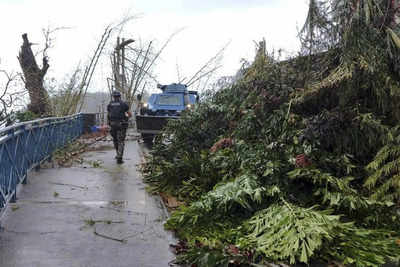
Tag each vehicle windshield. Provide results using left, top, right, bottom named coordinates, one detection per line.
left=157, top=95, right=182, bottom=105
left=188, top=94, right=197, bottom=104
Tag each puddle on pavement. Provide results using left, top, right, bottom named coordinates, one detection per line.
left=102, top=167, right=130, bottom=182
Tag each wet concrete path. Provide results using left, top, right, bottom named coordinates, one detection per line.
left=0, top=139, right=175, bottom=267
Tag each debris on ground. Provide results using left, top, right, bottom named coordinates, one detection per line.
left=141, top=1, right=400, bottom=266
left=159, top=193, right=184, bottom=210
left=51, top=132, right=108, bottom=167
left=49, top=182, right=88, bottom=190
left=93, top=227, right=127, bottom=243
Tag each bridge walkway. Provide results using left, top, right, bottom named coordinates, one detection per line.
left=0, top=137, right=175, bottom=267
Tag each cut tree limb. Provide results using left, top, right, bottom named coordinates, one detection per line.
left=93, top=227, right=127, bottom=243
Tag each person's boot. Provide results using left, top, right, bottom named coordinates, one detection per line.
left=116, top=157, right=124, bottom=164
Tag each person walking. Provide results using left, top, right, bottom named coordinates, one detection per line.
left=107, top=91, right=132, bottom=164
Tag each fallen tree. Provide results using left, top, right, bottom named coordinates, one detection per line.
left=141, top=0, right=400, bottom=266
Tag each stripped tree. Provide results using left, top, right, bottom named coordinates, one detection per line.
left=110, top=30, right=183, bottom=109
left=50, top=19, right=135, bottom=116
left=173, top=42, right=228, bottom=94
left=0, top=64, right=25, bottom=126
left=51, top=25, right=114, bottom=116
left=185, top=42, right=227, bottom=91
left=18, top=33, right=50, bottom=116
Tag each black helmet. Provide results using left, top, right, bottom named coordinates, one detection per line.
left=112, top=90, right=121, bottom=97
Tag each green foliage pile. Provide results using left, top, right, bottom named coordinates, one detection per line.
left=142, top=1, right=400, bottom=266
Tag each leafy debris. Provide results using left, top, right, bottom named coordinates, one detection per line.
left=142, top=1, right=400, bottom=266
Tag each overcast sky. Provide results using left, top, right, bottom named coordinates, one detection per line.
left=0, top=0, right=309, bottom=92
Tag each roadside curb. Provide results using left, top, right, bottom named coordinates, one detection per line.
left=136, top=138, right=171, bottom=220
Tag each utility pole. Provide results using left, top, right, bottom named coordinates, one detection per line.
left=113, top=37, right=134, bottom=95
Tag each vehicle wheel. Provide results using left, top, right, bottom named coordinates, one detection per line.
left=141, top=133, right=154, bottom=144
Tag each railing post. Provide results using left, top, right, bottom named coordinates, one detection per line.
left=10, top=192, right=16, bottom=203
left=22, top=173, right=27, bottom=185
left=35, top=164, right=41, bottom=171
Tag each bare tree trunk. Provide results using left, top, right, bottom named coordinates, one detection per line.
left=18, top=33, right=50, bottom=116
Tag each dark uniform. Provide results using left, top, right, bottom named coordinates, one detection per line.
left=107, top=91, right=130, bottom=163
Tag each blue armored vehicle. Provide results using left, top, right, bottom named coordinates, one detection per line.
left=136, top=83, right=198, bottom=143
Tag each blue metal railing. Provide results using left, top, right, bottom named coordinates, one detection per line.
left=0, top=114, right=84, bottom=216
